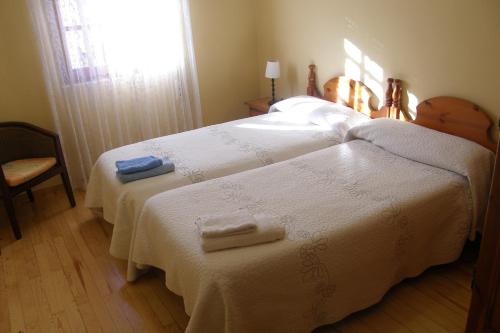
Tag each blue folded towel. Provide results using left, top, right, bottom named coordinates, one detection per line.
left=117, top=158, right=175, bottom=183
left=116, top=156, right=162, bottom=174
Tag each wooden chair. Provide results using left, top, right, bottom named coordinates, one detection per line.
left=0, top=122, right=75, bottom=240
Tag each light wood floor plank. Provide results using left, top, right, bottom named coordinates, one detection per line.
left=52, top=236, right=89, bottom=305
left=391, top=284, right=466, bottom=332
left=3, top=241, right=27, bottom=333
left=149, top=270, right=191, bottom=330
left=102, top=294, right=137, bottom=333
left=0, top=251, right=12, bottom=333
left=136, top=274, right=179, bottom=329
left=18, top=272, right=41, bottom=332
left=358, top=305, right=413, bottom=333
left=77, top=301, right=105, bottom=333
left=29, top=276, right=59, bottom=333
left=0, top=186, right=476, bottom=333
left=318, top=315, right=375, bottom=333
left=382, top=291, right=450, bottom=333
left=412, top=271, right=471, bottom=312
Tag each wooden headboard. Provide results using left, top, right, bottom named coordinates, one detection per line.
left=306, top=64, right=401, bottom=119
left=413, top=97, right=497, bottom=151
left=305, top=65, right=497, bottom=150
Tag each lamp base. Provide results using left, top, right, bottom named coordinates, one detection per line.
left=269, top=78, right=277, bottom=106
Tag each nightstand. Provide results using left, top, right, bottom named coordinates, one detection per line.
left=245, top=97, right=271, bottom=117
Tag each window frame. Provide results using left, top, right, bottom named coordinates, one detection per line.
left=50, top=0, right=109, bottom=84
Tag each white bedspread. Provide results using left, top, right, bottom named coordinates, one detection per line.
left=85, top=100, right=368, bottom=259
left=128, top=121, right=493, bottom=332
left=345, top=119, right=494, bottom=238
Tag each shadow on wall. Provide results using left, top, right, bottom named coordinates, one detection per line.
left=343, top=38, right=419, bottom=117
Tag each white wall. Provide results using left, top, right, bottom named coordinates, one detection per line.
left=256, top=0, right=500, bottom=136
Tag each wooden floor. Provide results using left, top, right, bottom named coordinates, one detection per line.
left=0, top=186, right=476, bottom=333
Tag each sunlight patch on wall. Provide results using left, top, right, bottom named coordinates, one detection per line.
left=343, top=39, right=385, bottom=108
left=364, top=55, right=384, bottom=82
left=407, top=91, right=419, bottom=119
left=345, top=58, right=361, bottom=81
left=364, top=74, right=384, bottom=105
left=343, top=39, right=362, bottom=64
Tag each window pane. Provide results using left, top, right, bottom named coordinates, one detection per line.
left=56, top=0, right=185, bottom=78
left=65, top=30, right=88, bottom=69
left=58, top=0, right=81, bottom=27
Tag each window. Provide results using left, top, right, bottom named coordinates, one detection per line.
left=50, top=0, right=185, bottom=84
left=50, top=0, right=108, bottom=82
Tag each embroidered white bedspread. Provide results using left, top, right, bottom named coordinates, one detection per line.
left=128, top=122, right=493, bottom=333
left=345, top=119, right=494, bottom=238
left=85, top=102, right=367, bottom=259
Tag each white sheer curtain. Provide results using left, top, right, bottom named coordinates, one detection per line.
left=27, top=0, right=202, bottom=188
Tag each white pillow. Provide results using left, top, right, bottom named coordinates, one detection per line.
left=268, top=96, right=331, bottom=114
left=309, top=104, right=370, bottom=131
left=268, top=96, right=369, bottom=137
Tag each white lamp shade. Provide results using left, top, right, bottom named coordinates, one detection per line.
left=265, top=60, right=280, bottom=79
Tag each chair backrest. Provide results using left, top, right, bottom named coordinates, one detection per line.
left=0, top=123, right=57, bottom=165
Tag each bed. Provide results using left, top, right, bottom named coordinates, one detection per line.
left=85, top=65, right=399, bottom=259
left=127, top=97, right=496, bottom=332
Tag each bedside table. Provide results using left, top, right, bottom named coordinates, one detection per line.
left=245, top=97, right=272, bottom=117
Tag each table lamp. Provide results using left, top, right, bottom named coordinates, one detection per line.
left=265, top=60, right=280, bottom=105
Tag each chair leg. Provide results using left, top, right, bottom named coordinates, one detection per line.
left=61, top=171, right=76, bottom=207
left=4, top=197, right=22, bottom=240
left=27, top=189, right=34, bottom=202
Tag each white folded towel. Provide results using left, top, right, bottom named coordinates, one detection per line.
left=199, top=212, right=286, bottom=252
left=196, top=209, right=257, bottom=238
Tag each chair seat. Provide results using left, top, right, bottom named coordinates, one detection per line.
left=1, top=157, right=57, bottom=187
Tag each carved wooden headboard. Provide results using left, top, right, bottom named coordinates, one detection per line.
left=306, top=64, right=401, bottom=119
left=413, top=97, right=497, bottom=151
left=305, top=65, right=497, bottom=150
